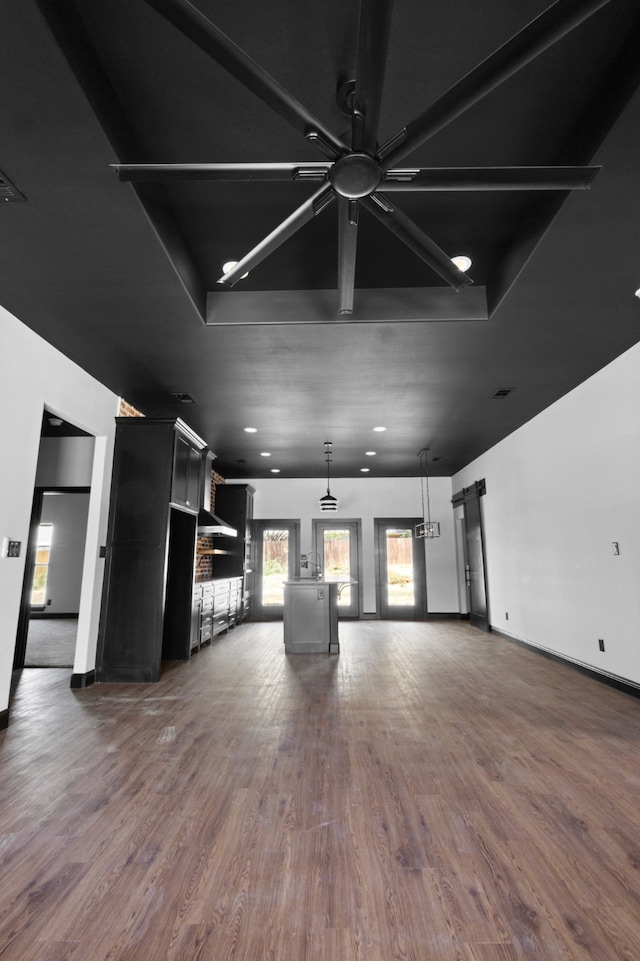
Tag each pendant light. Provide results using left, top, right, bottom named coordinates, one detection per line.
left=319, top=441, right=338, bottom=512
left=416, top=448, right=440, bottom=538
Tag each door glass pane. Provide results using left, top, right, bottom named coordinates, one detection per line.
left=385, top=528, right=414, bottom=606
left=262, top=529, right=289, bottom=606
left=322, top=528, right=351, bottom=606
left=31, top=523, right=53, bottom=606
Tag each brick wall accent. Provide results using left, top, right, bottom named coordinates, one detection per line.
left=210, top=470, right=226, bottom=511
left=118, top=398, right=145, bottom=418
left=195, top=535, right=214, bottom=581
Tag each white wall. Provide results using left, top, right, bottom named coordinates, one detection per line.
left=36, top=436, right=96, bottom=487
left=453, top=339, right=640, bottom=686
left=0, top=306, right=119, bottom=712
left=225, top=476, right=459, bottom=614
left=38, top=492, right=90, bottom=614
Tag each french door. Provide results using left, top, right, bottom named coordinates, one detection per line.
left=252, top=520, right=300, bottom=620
left=312, top=519, right=361, bottom=618
left=375, top=518, right=426, bottom=619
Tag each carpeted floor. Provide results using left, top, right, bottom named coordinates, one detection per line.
left=24, top=618, right=77, bottom=668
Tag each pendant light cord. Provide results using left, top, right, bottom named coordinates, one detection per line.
left=326, top=442, right=331, bottom=493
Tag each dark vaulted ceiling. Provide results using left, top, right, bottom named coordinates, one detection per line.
left=1, top=0, right=640, bottom=477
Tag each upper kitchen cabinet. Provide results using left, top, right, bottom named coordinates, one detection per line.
left=97, top=417, right=208, bottom=683
left=172, top=431, right=202, bottom=510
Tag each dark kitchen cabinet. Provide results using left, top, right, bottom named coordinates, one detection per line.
left=97, top=417, right=207, bottom=683
left=172, top=434, right=202, bottom=510
left=213, top=484, right=255, bottom=621
left=190, top=585, right=202, bottom=652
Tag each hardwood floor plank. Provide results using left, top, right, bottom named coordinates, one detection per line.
left=3, top=621, right=640, bottom=959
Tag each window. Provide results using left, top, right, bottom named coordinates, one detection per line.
left=31, top=523, right=53, bottom=607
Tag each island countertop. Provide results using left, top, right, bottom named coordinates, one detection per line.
left=283, top=576, right=358, bottom=585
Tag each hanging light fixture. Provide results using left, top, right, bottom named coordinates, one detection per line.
left=416, top=448, right=440, bottom=538
left=319, top=441, right=338, bottom=512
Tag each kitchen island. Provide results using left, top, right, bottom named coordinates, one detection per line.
left=283, top=577, right=356, bottom=654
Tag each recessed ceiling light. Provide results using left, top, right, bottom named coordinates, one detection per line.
left=365, top=451, right=376, bottom=456
left=270, top=468, right=280, bottom=473
left=222, top=260, right=249, bottom=279
left=243, top=427, right=258, bottom=433
left=451, top=255, right=472, bottom=272
left=360, top=467, right=370, bottom=472
left=260, top=451, right=271, bottom=457
left=373, top=426, right=386, bottom=432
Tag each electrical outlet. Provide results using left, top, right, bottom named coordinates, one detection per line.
left=612, top=542, right=620, bottom=555
left=598, top=638, right=605, bottom=652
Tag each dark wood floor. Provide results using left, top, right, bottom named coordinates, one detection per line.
left=2, top=619, right=640, bottom=960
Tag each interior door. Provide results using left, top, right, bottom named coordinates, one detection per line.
left=252, top=520, right=300, bottom=620
left=313, top=519, right=361, bottom=618
left=375, top=518, right=426, bottom=619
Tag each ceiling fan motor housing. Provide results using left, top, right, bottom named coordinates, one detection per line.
left=329, top=152, right=381, bottom=199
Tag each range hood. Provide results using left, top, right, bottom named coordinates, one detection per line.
left=198, top=449, right=237, bottom=536
left=197, top=508, right=236, bottom=537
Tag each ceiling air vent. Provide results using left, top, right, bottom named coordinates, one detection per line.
left=171, top=391, right=196, bottom=404
left=492, top=388, right=514, bottom=399
left=0, top=170, right=26, bottom=203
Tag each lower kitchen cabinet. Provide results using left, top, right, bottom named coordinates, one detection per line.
left=200, top=583, right=214, bottom=646
left=229, top=577, right=242, bottom=628
left=190, top=585, right=202, bottom=652
left=190, top=577, right=243, bottom=651
left=212, top=579, right=230, bottom=637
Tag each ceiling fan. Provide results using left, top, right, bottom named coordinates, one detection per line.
left=113, top=0, right=608, bottom=315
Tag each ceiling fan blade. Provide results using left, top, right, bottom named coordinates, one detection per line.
left=141, top=0, right=346, bottom=159
left=381, top=165, right=602, bottom=191
left=380, top=0, right=615, bottom=170
left=216, top=183, right=335, bottom=287
left=352, top=0, right=395, bottom=156
left=338, top=198, right=359, bottom=315
left=362, top=193, right=473, bottom=291
left=112, top=162, right=332, bottom=183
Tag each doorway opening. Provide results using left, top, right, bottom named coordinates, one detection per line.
left=14, top=410, right=94, bottom=671
left=452, top=480, right=489, bottom=631
left=312, top=519, right=362, bottom=617
left=374, top=517, right=426, bottom=619
left=252, top=520, right=300, bottom=619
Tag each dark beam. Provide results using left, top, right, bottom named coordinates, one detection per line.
left=206, top=286, right=488, bottom=325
